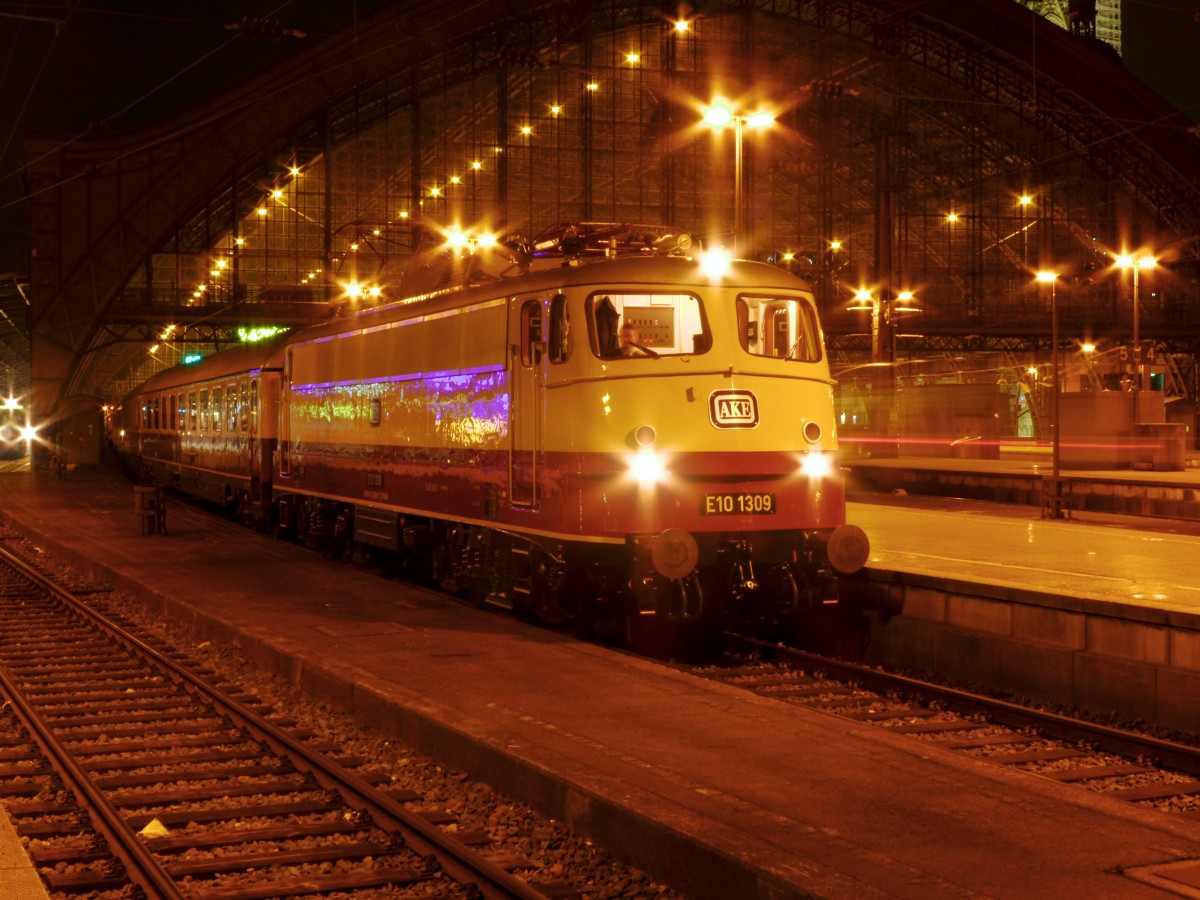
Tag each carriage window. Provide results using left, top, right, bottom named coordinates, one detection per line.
left=737, top=295, right=822, bottom=362
left=152, top=397, right=160, bottom=431
left=589, top=292, right=709, bottom=359
left=226, top=384, right=238, bottom=431
left=548, top=294, right=570, bottom=363
left=211, top=388, right=222, bottom=432
left=169, top=394, right=177, bottom=432
left=239, top=383, right=249, bottom=431
left=249, top=381, right=258, bottom=431
left=188, top=392, right=196, bottom=432
left=199, top=390, right=209, bottom=431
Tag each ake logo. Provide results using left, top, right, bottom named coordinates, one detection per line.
left=708, top=390, right=759, bottom=428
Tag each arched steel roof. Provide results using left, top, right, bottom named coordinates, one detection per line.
left=24, top=0, right=1200, bottom=420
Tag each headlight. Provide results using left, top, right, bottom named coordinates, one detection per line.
left=630, top=451, right=666, bottom=484
left=801, top=451, right=831, bottom=479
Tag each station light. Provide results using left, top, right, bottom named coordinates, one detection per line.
left=238, top=326, right=287, bottom=343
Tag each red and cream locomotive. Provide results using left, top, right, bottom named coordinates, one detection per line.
left=113, top=225, right=869, bottom=644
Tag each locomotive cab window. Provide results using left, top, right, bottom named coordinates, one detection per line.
left=737, top=294, right=822, bottom=362
left=590, top=292, right=708, bottom=358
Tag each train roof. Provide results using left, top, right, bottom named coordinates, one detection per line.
left=127, top=253, right=811, bottom=399
left=128, top=333, right=289, bottom=399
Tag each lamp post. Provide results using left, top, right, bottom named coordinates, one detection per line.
left=1115, top=252, right=1156, bottom=390
left=1036, top=269, right=1064, bottom=518
left=702, top=99, right=774, bottom=257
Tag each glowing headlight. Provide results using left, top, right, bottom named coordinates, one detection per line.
left=700, top=248, right=731, bottom=279
left=630, top=451, right=666, bottom=484
left=17, top=424, right=38, bottom=443
left=801, top=451, right=831, bottom=479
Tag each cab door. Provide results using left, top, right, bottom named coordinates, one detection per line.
left=509, top=298, right=544, bottom=508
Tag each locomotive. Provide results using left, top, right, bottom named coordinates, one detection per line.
left=112, top=224, right=869, bottom=646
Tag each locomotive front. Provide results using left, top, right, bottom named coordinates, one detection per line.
left=535, top=254, right=869, bottom=635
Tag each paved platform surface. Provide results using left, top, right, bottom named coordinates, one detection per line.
left=849, top=493, right=1200, bottom=619
left=0, top=806, right=48, bottom=900
left=3, top=466, right=1200, bottom=898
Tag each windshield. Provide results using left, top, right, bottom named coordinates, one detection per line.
left=589, top=292, right=710, bottom=359
left=737, top=294, right=822, bottom=362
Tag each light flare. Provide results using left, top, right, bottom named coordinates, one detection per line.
left=629, top=451, right=666, bottom=484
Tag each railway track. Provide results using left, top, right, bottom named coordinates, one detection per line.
left=0, top=542, right=575, bottom=899
left=704, top=635, right=1200, bottom=819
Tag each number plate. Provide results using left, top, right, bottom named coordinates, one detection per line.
left=701, top=492, right=776, bottom=516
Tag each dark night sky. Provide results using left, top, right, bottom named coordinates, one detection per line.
left=1122, top=0, right=1200, bottom=120
left=1, top=0, right=1198, bottom=273
left=0, top=1, right=390, bottom=271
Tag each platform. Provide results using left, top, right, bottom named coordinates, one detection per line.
left=3, top=466, right=1200, bottom=898
left=846, top=449, right=1200, bottom=520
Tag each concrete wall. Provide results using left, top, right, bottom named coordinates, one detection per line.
left=896, top=384, right=1004, bottom=459
left=856, top=568, right=1200, bottom=736
left=1058, top=391, right=1183, bottom=470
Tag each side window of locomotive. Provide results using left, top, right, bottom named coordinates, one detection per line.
left=736, top=295, right=822, bottom=362
left=589, top=292, right=709, bottom=358
left=519, top=300, right=543, bottom=368
left=211, top=388, right=222, bottom=432
left=548, top=293, right=570, bottom=364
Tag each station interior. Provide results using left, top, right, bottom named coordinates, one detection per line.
left=2, top=0, right=1198, bottom=470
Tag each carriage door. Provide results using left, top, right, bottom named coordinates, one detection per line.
left=509, top=298, right=545, bottom=508
left=278, top=350, right=293, bottom=477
